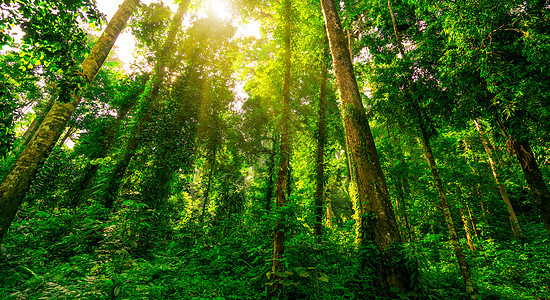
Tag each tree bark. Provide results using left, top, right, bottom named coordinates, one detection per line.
left=474, top=119, right=522, bottom=237
left=497, top=120, right=550, bottom=238
left=320, top=0, right=412, bottom=293
left=0, top=0, right=140, bottom=242
left=265, top=137, right=276, bottom=212
left=270, top=0, right=292, bottom=296
left=19, top=94, right=56, bottom=151
left=67, top=82, right=144, bottom=206
left=460, top=206, right=475, bottom=252
left=477, top=185, right=490, bottom=229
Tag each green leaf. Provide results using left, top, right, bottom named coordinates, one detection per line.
left=281, top=279, right=298, bottom=286
left=294, top=267, right=310, bottom=277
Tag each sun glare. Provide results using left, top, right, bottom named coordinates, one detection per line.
left=210, top=0, right=232, bottom=20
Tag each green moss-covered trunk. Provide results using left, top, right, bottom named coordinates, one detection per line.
left=265, top=138, right=276, bottom=212
left=0, top=0, right=140, bottom=242
left=68, top=92, right=141, bottom=207
left=320, top=0, right=412, bottom=294
left=496, top=119, right=550, bottom=238
left=270, top=0, right=292, bottom=296
left=19, top=94, right=56, bottom=151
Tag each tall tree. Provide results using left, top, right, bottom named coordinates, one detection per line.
left=433, top=0, right=550, bottom=237
left=474, top=119, right=522, bottom=237
left=497, top=119, right=550, bottom=238
left=383, top=1, right=477, bottom=296
left=320, top=0, right=412, bottom=293
left=101, top=0, right=189, bottom=207
left=270, top=0, right=293, bottom=295
left=314, top=33, right=330, bottom=237
left=0, top=0, right=140, bottom=242
left=415, top=107, right=476, bottom=299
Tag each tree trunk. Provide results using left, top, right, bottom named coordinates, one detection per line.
left=201, top=145, right=218, bottom=221
left=19, top=94, right=56, bottom=151
left=416, top=109, right=476, bottom=299
left=0, top=0, right=140, bottom=242
left=270, top=0, right=292, bottom=296
left=477, top=186, right=490, bottom=230
left=460, top=206, right=475, bottom=252
left=57, top=125, right=76, bottom=147
left=101, top=0, right=189, bottom=207
left=467, top=203, right=479, bottom=237
left=320, top=0, right=412, bottom=293
left=326, top=177, right=335, bottom=227
left=67, top=85, right=143, bottom=206
left=397, top=177, right=413, bottom=242
left=474, top=119, right=522, bottom=237
left=498, top=120, right=550, bottom=238
left=314, top=37, right=330, bottom=237
left=265, top=138, right=276, bottom=212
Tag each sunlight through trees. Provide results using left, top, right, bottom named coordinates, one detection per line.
left=0, top=0, right=549, bottom=299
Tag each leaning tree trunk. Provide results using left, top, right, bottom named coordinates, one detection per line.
left=474, top=119, right=522, bottom=237
left=270, top=0, right=292, bottom=296
left=497, top=119, right=550, bottom=238
left=416, top=108, right=476, bottom=299
left=460, top=206, right=475, bottom=252
left=320, top=0, right=412, bottom=293
left=314, top=36, right=330, bottom=237
left=0, top=0, right=140, bottom=242
left=18, top=93, right=56, bottom=152
left=67, top=86, right=142, bottom=206
left=101, top=0, right=189, bottom=207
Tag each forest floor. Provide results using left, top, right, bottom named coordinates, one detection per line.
left=0, top=201, right=549, bottom=300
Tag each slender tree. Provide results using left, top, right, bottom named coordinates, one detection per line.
left=270, top=0, right=293, bottom=295
left=314, top=36, right=330, bottom=237
left=474, top=118, right=522, bottom=237
left=384, top=0, right=477, bottom=296
left=0, top=0, right=140, bottom=242
left=415, top=105, right=476, bottom=299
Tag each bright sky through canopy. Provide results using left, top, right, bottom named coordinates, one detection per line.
left=95, top=0, right=261, bottom=71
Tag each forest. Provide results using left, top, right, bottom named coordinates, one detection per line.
left=0, top=0, right=549, bottom=299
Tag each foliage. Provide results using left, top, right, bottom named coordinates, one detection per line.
left=1, top=0, right=550, bottom=299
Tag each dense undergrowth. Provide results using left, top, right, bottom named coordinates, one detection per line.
left=0, top=199, right=548, bottom=300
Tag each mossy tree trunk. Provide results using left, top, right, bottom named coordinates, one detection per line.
left=265, top=137, right=277, bottom=212
left=19, top=93, right=56, bottom=151
left=320, top=0, right=412, bottom=293
left=270, top=0, right=292, bottom=296
left=0, top=0, right=140, bottom=243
